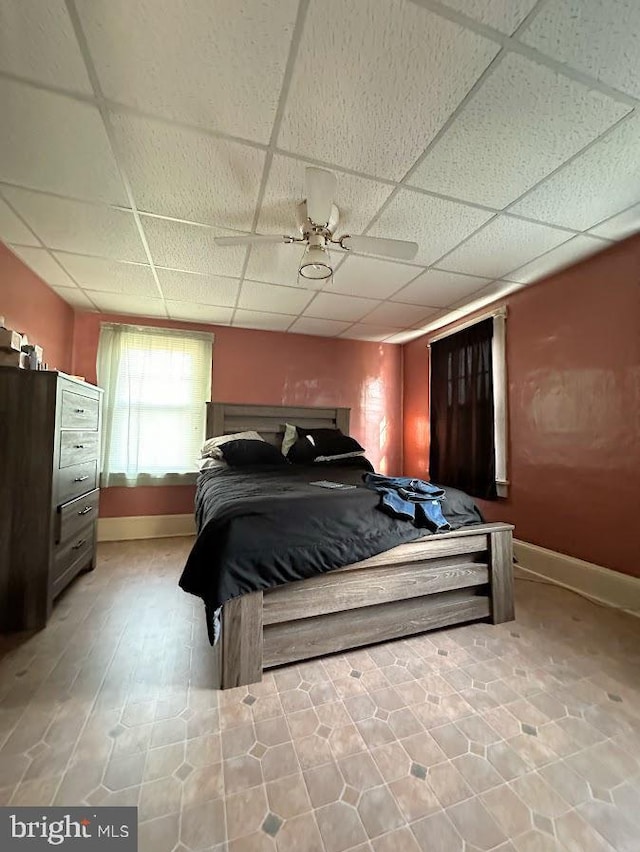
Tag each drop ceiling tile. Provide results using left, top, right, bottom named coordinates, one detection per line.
left=244, top=241, right=309, bottom=287
left=369, top=189, right=494, bottom=266
left=8, top=245, right=77, bottom=288
left=77, top=0, right=298, bottom=142
left=141, top=216, right=246, bottom=277
left=438, top=215, right=572, bottom=277
left=90, top=292, right=166, bottom=318
left=277, top=0, right=498, bottom=179
left=408, top=52, right=628, bottom=208
left=510, top=113, right=640, bottom=230
left=437, top=0, right=538, bottom=34
left=3, top=188, right=146, bottom=262
left=361, top=301, right=439, bottom=328
left=521, top=0, right=640, bottom=99
left=110, top=112, right=265, bottom=228
left=258, top=155, right=393, bottom=239
left=384, top=328, right=435, bottom=344
left=414, top=280, right=523, bottom=333
left=157, top=268, right=239, bottom=307
left=289, top=317, right=352, bottom=337
left=51, top=286, right=97, bottom=310
left=340, top=324, right=405, bottom=342
left=239, top=280, right=313, bottom=315
left=0, top=0, right=92, bottom=93
left=53, top=253, right=157, bottom=295
left=504, top=234, right=610, bottom=284
left=331, top=255, right=421, bottom=299
left=589, top=203, right=640, bottom=241
left=304, top=292, right=377, bottom=323
left=391, top=269, right=490, bottom=307
left=0, top=197, right=38, bottom=246
left=166, top=301, right=233, bottom=325
left=0, top=79, right=126, bottom=205
left=233, top=310, right=295, bottom=332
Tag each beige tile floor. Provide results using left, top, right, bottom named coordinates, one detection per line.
left=0, top=537, right=639, bottom=852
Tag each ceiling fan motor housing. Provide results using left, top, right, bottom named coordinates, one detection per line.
left=296, top=200, right=339, bottom=239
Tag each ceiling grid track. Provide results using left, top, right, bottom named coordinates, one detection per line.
left=64, top=0, right=169, bottom=316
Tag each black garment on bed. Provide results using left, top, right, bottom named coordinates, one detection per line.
left=179, top=458, right=484, bottom=614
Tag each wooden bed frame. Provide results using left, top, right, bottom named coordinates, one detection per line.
left=205, top=402, right=514, bottom=689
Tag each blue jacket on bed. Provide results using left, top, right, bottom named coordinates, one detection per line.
left=362, top=473, right=451, bottom=532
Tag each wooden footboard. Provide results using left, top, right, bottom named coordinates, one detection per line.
left=216, top=522, right=514, bottom=689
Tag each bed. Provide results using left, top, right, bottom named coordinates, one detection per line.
left=181, top=402, right=514, bottom=689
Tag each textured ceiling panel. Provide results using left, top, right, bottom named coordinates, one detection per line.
left=340, top=324, right=401, bottom=342
left=331, top=255, right=421, bottom=300
left=510, top=114, right=640, bottom=230
left=166, top=301, right=233, bottom=324
left=90, top=292, right=166, bottom=318
left=361, top=301, right=438, bottom=327
left=522, top=0, right=640, bottom=99
left=383, top=328, right=434, bottom=344
left=239, top=280, right=313, bottom=315
left=503, top=234, right=610, bottom=284
left=111, top=112, right=265, bottom=229
left=0, top=80, right=126, bottom=205
left=4, top=188, right=147, bottom=262
left=289, top=317, right=352, bottom=337
left=8, top=245, right=77, bottom=288
left=438, top=215, right=571, bottom=277
left=0, top=197, right=38, bottom=246
left=244, top=241, right=308, bottom=288
left=157, top=268, right=239, bottom=307
left=589, top=203, right=640, bottom=241
left=278, top=0, right=498, bottom=179
left=141, top=216, right=246, bottom=277
left=53, top=253, right=158, bottom=295
left=437, top=0, right=538, bottom=34
left=390, top=269, right=489, bottom=307
left=304, top=292, right=378, bottom=323
left=258, top=155, right=393, bottom=240
left=232, top=309, right=295, bottom=332
left=369, top=189, right=493, bottom=266
left=0, top=0, right=92, bottom=93
left=77, top=0, right=298, bottom=142
left=408, top=53, right=629, bottom=208
left=52, top=286, right=96, bottom=310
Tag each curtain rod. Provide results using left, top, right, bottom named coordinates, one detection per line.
left=425, top=306, right=507, bottom=347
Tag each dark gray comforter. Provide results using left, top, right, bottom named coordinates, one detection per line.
left=179, top=460, right=484, bottom=613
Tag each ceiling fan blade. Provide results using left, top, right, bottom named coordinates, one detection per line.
left=214, top=234, right=290, bottom=247
left=305, top=167, right=337, bottom=226
left=341, top=234, right=418, bottom=261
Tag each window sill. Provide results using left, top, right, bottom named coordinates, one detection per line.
left=101, top=472, right=198, bottom=488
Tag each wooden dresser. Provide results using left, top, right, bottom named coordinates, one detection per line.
left=0, top=368, right=103, bottom=631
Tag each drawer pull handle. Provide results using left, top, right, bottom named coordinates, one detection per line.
left=74, top=444, right=85, bottom=449
left=72, top=539, right=86, bottom=550
left=74, top=475, right=89, bottom=482
left=75, top=408, right=86, bottom=414
left=78, top=506, right=93, bottom=516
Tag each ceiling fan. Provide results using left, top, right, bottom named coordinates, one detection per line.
left=213, top=167, right=418, bottom=284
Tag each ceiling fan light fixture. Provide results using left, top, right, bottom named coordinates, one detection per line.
left=298, top=243, right=333, bottom=281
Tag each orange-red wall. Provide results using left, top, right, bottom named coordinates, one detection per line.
left=0, top=244, right=74, bottom=372
left=402, top=235, right=640, bottom=578
left=73, top=311, right=404, bottom=518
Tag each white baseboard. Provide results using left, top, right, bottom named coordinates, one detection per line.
left=514, top=539, right=640, bottom=617
left=97, top=514, right=195, bottom=542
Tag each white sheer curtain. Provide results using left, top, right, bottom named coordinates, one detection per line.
left=97, top=323, right=213, bottom=487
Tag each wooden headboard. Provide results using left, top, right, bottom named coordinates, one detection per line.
left=206, top=403, right=350, bottom=447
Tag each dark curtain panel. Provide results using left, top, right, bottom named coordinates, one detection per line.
left=429, top=317, right=496, bottom=499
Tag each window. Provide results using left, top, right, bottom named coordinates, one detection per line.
left=97, top=323, right=212, bottom=487
left=429, top=311, right=507, bottom=499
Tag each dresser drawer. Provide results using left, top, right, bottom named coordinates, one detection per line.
left=52, top=526, right=95, bottom=598
left=59, top=430, right=100, bottom=468
left=60, top=390, right=100, bottom=431
left=58, top=460, right=98, bottom=504
left=57, top=489, right=99, bottom=545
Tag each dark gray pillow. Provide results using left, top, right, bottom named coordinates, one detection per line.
left=219, top=439, right=287, bottom=466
